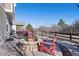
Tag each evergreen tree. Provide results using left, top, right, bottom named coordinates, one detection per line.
left=57, top=19, right=66, bottom=28
left=26, top=24, right=33, bottom=32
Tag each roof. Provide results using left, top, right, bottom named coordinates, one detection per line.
left=13, top=20, right=26, bottom=25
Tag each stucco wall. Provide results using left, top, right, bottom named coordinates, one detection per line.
left=0, top=5, right=10, bottom=45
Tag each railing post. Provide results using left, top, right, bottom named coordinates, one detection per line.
left=52, top=32, right=56, bottom=55
left=70, top=33, right=72, bottom=40
left=55, top=32, right=56, bottom=38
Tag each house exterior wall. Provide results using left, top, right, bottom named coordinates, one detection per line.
left=12, top=20, right=26, bottom=32
left=0, top=4, right=7, bottom=45
left=2, top=3, right=16, bottom=13
left=2, top=3, right=16, bottom=32
left=12, top=24, right=26, bottom=31
left=0, top=3, right=16, bottom=45
left=6, top=16, right=11, bottom=39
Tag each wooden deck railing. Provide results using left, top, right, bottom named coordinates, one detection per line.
left=41, top=32, right=79, bottom=44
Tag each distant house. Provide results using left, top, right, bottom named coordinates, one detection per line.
left=0, top=3, right=16, bottom=44
left=12, top=20, right=26, bottom=32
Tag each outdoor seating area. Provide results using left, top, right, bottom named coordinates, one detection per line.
left=15, top=30, right=39, bottom=55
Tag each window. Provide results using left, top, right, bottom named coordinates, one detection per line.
left=6, top=24, right=8, bottom=31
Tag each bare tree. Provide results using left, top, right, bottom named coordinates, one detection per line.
left=72, top=19, right=79, bottom=33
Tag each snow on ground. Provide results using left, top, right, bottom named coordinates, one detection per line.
left=57, top=40, right=79, bottom=56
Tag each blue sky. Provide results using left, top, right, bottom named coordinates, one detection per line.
left=15, top=3, right=79, bottom=28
